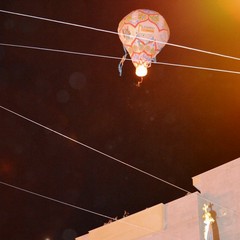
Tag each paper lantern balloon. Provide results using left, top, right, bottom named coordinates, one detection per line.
left=118, top=9, right=170, bottom=85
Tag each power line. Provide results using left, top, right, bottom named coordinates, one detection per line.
left=1, top=106, right=240, bottom=220
left=0, top=9, right=239, bottom=61
left=0, top=181, right=181, bottom=239
left=0, top=105, right=190, bottom=194
left=0, top=180, right=115, bottom=220
left=0, top=179, right=239, bottom=228
left=154, top=61, right=240, bottom=75
left=0, top=43, right=121, bottom=61
left=0, top=9, right=117, bottom=35
left=1, top=42, right=240, bottom=75
left=0, top=8, right=239, bottom=232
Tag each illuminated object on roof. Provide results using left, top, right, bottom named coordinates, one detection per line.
left=118, top=9, right=170, bottom=86
left=202, top=204, right=215, bottom=240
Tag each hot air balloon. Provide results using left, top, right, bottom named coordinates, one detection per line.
left=118, top=9, right=170, bottom=86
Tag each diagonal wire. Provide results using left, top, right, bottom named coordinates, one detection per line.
left=0, top=9, right=240, bottom=230
left=1, top=106, right=240, bottom=219
left=0, top=105, right=191, bottom=194
left=1, top=43, right=240, bottom=75
left=0, top=180, right=115, bottom=220
left=0, top=43, right=121, bottom=61
left=0, top=181, right=183, bottom=239
left=0, top=9, right=239, bottom=61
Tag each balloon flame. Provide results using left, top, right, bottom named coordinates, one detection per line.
left=135, top=65, right=148, bottom=77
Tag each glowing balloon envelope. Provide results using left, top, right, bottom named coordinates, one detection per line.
left=118, top=9, right=170, bottom=85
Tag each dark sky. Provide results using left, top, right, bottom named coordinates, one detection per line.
left=0, top=1, right=240, bottom=240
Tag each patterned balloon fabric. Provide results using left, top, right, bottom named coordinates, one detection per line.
left=118, top=9, right=170, bottom=69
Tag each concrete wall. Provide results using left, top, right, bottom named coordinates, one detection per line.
left=76, top=157, right=240, bottom=240
left=193, top=157, right=240, bottom=239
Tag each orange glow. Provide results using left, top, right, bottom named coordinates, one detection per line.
left=219, top=0, right=240, bottom=22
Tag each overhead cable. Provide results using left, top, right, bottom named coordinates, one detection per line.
left=0, top=105, right=190, bottom=194
left=0, top=180, right=183, bottom=240
left=0, top=9, right=239, bottom=61
left=0, top=180, right=115, bottom=220
left=1, top=43, right=239, bottom=75
left=1, top=106, right=239, bottom=218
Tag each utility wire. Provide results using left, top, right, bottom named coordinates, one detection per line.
left=0, top=9, right=239, bottom=61
left=0, top=180, right=115, bottom=220
left=0, top=43, right=121, bottom=61
left=0, top=177, right=239, bottom=228
left=154, top=61, right=240, bottom=75
left=1, top=106, right=240, bottom=219
left=0, top=105, right=190, bottom=194
left=1, top=43, right=240, bottom=75
left=0, top=181, right=183, bottom=240
left=0, top=8, right=239, bottom=229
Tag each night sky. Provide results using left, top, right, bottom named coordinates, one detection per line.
left=0, top=1, right=240, bottom=240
